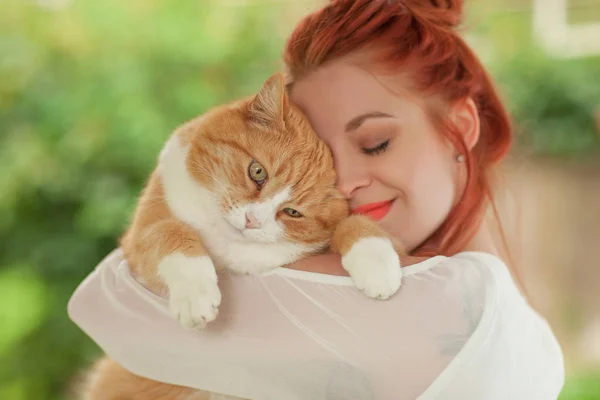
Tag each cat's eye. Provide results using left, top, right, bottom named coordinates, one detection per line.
left=282, top=208, right=303, bottom=218
left=362, top=139, right=390, bottom=156
left=248, top=160, right=268, bottom=185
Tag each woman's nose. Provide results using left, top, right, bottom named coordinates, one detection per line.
left=335, top=156, right=371, bottom=198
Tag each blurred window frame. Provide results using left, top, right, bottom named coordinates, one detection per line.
left=533, top=0, right=600, bottom=58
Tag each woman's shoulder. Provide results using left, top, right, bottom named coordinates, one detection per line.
left=414, top=252, right=565, bottom=399
left=403, top=251, right=515, bottom=295
left=396, top=251, right=529, bottom=347
left=430, top=250, right=510, bottom=276
left=420, top=251, right=530, bottom=320
left=443, top=251, right=526, bottom=307
left=416, top=251, right=519, bottom=300
left=280, top=250, right=517, bottom=312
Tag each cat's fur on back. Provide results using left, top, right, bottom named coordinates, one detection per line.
left=83, top=74, right=403, bottom=400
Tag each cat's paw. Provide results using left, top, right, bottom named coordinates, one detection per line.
left=158, top=253, right=222, bottom=329
left=342, top=237, right=402, bottom=300
left=168, top=276, right=221, bottom=330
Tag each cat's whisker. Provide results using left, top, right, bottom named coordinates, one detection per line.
left=190, top=162, right=232, bottom=198
left=142, top=195, right=167, bottom=208
left=208, top=175, right=231, bottom=198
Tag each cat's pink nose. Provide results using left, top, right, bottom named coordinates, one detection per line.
left=245, top=212, right=261, bottom=229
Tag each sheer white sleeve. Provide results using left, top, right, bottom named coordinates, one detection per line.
left=68, top=250, right=563, bottom=400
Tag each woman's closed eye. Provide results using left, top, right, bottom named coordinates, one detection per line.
left=362, top=139, right=390, bottom=156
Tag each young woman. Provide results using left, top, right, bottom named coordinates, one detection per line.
left=69, top=1, right=564, bottom=399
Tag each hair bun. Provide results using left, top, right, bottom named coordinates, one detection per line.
left=405, top=0, right=464, bottom=28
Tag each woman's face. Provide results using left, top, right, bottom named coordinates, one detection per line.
left=291, top=60, right=470, bottom=251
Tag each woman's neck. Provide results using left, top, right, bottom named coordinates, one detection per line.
left=464, top=221, right=501, bottom=257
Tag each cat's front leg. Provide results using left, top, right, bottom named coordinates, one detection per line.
left=159, top=250, right=221, bottom=330
left=330, top=215, right=403, bottom=300
left=123, top=218, right=221, bottom=329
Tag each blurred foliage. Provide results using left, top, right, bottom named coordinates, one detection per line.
left=560, top=370, right=600, bottom=400
left=468, top=7, right=600, bottom=158
left=0, top=0, right=283, bottom=398
left=494, top=50, right=600, bottom=157
left=0, top=0, right=599, bottom=399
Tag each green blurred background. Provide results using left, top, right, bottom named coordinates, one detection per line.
left=1, top=0, right=599, bottom=399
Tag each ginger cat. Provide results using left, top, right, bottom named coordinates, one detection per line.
left=83, top=73, right=403, bottom=400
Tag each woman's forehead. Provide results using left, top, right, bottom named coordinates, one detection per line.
left=293, top=65, right=391, bottom=117
left=290, top=62, right=424, bottom=134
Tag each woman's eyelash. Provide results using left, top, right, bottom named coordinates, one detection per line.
left=362, top=139, right=390, bottom=155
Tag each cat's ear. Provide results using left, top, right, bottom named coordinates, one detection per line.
left=248, top=73, right=289, bottom=128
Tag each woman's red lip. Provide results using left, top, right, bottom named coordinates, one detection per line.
left=351, top=200, right=394, bottom=220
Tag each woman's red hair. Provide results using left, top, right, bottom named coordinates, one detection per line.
left=284, top=0, right=513, bottom=259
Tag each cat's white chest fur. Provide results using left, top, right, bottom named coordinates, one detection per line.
left=157, top=133, right=317, bottom=274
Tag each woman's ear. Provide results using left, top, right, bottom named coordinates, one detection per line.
left=450, top=97, right=480, bottom=150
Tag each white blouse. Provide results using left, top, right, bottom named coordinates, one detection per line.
left=68, top=249, right=564, bottom=399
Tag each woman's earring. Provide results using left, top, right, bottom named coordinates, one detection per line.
left=456, top=153, right=465, bottom=163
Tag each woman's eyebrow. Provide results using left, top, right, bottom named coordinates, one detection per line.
left=345, top=111, right=394, bottom=132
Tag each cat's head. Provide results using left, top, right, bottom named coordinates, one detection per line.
left=176, top=74, right=348, bottom=253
